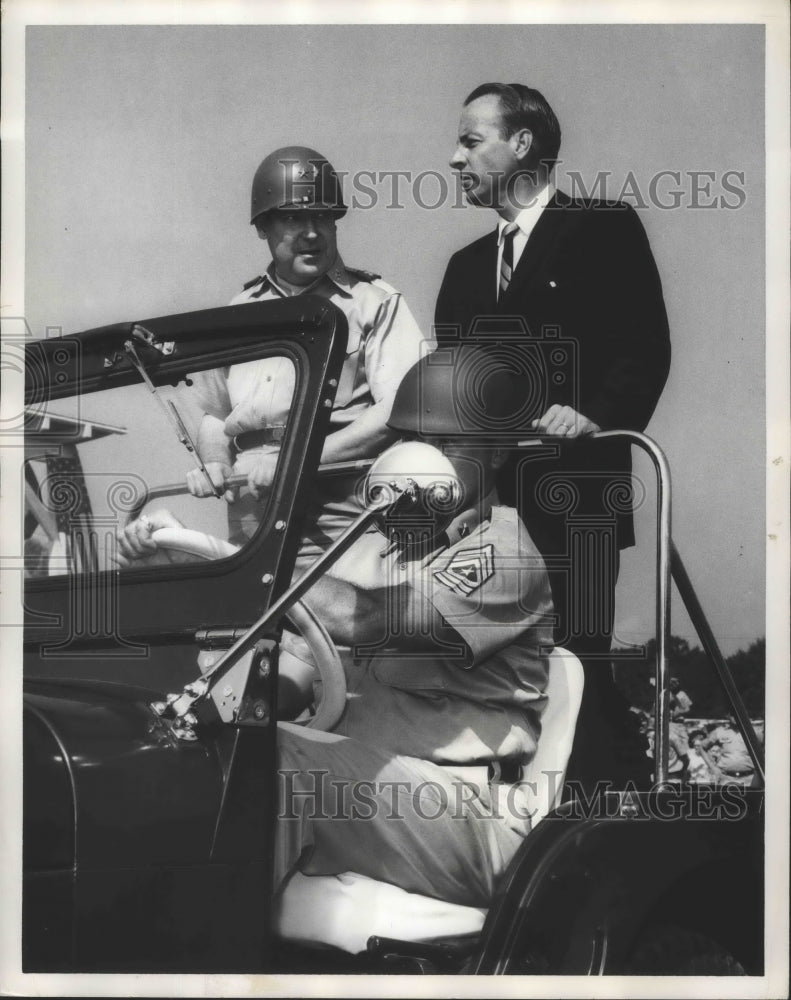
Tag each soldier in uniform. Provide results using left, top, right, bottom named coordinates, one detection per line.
left=113, top=347, right=556, bottom=905
left=274, top=347, right=555, bottom=905
left=186, top=145, right=427, bottom=571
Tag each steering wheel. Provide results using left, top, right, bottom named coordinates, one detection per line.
left=150, top=526, right=240, bottom=561
left=147, top=525, right=346, bottom=731
left=283, top=600, right=347, bottom=731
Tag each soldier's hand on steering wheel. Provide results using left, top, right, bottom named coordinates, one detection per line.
left=111, top=509, right=184, bottom=567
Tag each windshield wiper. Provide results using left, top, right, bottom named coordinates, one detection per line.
left=123, top=331, right=222, bottom=499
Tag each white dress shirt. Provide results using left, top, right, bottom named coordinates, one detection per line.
left=496, top=182, right=555, bottom=299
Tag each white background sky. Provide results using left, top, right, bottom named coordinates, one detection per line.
left=2, top=4, right=789, bottom=999
left=19, top=19, right=769, bottom=656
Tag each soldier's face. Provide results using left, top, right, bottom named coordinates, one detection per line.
left=258, top=209, right=338, bottom=286
left=450, top=95, right=521, bottom=209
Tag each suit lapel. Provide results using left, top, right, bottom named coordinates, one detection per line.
left=468, top=229, right=499, bottom=313
left=498, top=189, right=578, bottom=309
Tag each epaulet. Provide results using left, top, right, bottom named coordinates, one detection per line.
left=242, top=274, right=265, bottom=291
left=345, top=266, right=381, bottom=282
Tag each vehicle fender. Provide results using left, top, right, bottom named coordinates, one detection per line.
left=475, top=789, right=763, bottom=975
left=23, top=678, right=226, bottom=869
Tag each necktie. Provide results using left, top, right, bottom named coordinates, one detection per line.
left=499, top=222, right=518, bottom=299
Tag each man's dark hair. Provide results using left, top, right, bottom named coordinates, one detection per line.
left=464, top=82, right=561, bottom=174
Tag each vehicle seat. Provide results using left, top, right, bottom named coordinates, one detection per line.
left=274, top=646, right=585, bottom=954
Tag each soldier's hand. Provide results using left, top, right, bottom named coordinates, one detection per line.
left=186, top=462, right=235, bottom=503
left=531, top=404, right=601, bottom=438
left=111, top=509, right=184, bottom=567
left=247, top=452, right=279, bottom=500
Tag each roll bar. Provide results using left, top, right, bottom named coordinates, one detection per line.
left=560, top=431, right=762, bottom=786
left=555, top=430, right=763, bottom=786
left=587, top=431, right=674, bottom=784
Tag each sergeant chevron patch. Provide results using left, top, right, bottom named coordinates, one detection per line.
left=433, top=544, right=495, bottom=595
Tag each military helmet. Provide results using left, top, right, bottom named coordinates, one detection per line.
left=387, top=345, right=523, bottom=438
left=250, top=146, right=347, bottom=224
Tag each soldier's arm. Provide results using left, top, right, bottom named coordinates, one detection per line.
left=185, top=414, right=235, bottom=500
left=319, top=400, right=399, bottom=464
left=301, top=574, right=469, bottom=657
left=320, top=289, right=427, bottom=464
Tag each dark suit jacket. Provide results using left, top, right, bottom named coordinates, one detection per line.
left=434, top=190, right=671, bottom=553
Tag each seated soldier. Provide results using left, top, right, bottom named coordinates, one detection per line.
left=115, top=347, right=556, bottom=906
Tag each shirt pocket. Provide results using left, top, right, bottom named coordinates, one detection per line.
left=332, top=325, right=363, bottom=408
left=372, top=654, right=456, bottom=694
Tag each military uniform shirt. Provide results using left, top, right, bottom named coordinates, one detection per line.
left=334, top=506, right=554, bottom=764
left=193, top=256, right=428, bottom=440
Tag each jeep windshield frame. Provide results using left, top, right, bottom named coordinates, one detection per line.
left=23, top=296, right=349, bottom=647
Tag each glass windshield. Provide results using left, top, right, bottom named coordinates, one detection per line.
left=24, top=354, right=296, bottom=578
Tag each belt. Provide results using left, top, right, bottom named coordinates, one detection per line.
left=233, top=426, right=287, bottom=451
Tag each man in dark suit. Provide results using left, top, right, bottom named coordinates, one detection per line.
left=435, top=82, right=671, bottom=790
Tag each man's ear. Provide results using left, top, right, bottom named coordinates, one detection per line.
left=255, top=220, right=268, bottom=241
left=511, top=128, right=533, bottom=164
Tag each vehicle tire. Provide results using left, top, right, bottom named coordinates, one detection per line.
left=624, top=922, right=746, bottom=975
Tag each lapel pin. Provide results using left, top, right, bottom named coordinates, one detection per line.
left=549, top=280, right=557, bottom=288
